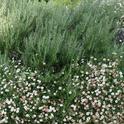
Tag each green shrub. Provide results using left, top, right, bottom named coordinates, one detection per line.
left=0, top=0, right=124, bottom=69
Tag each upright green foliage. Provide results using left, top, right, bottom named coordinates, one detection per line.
left=0, top=0, right=124, bottom=69
left=0, top=53, right=8, bottom=65
left=53, top=0, right=80, bottom=6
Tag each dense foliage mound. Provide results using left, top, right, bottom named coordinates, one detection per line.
left=0, top=0, right=124, bottom=124
left=0, top=56, right=124, bottom=124
left=0, top=0, right=124, bottom=69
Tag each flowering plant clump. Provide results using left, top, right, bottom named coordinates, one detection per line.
left=0, top=57, right=124, bottom=124
left=64, top=57, right=124, bottom=124
left=0, top=60, right=66, bottom=124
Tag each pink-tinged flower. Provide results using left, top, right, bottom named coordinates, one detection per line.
left=81, top=98, right=88, bottom=105
left=20, top=96, right=26, bottom=102
left=42, top=106, right=49, bottom=113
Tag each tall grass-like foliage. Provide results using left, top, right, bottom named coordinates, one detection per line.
left=0, top=0, right=124, bottom=69
left=53, top=0, right=81, bottom=7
